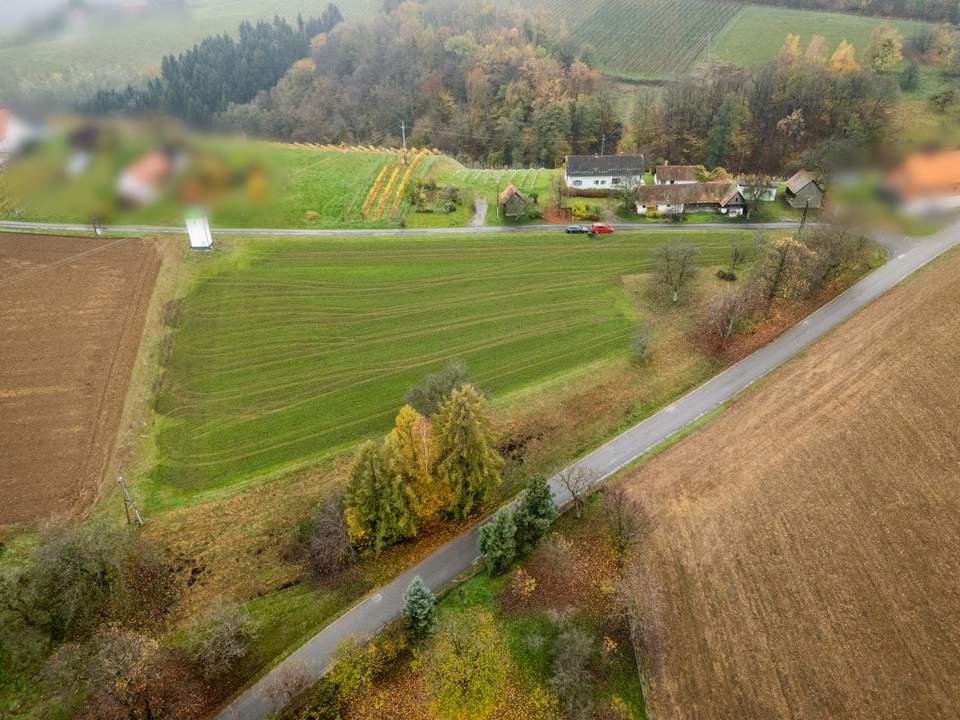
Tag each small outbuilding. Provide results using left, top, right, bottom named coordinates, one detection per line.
left=0, top=108, right=42, bottom=166
left=498, top=183, right=532, bottom=219
left=185, top=211, right=213, bottom=250
left=784, top=170, right=823, bottom=209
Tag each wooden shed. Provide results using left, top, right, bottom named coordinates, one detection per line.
left=498, top=183, right=532, bottom=219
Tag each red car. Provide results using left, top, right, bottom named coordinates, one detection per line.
left=591, top=223, right=615, bottom=233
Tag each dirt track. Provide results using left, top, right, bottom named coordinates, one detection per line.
left=0, top=233, right=160, bottom=525
left=625, top=248, right=960, bottom=719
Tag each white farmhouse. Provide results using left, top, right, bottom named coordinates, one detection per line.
left=564, top=154, right=645, bottom=189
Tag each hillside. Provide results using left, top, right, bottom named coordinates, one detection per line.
left=623, top=243, right=960, bottom=719
left=0, top=0, right=378, bottom=103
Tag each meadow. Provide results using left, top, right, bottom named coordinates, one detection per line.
left=530, top=0, right=742, bottom=80
left=709, top=5, right=933, bottom=67
left=0, top=130, right=422, bottom=229
left=147, top=229, right=756, bottom=508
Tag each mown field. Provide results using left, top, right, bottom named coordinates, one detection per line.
left=530, top=0, right=742, bottom=80
left=0, top=0, right=380, bottom=102
left=147, top=230, right=756, bottom=509
left=623, top=246, right=960, bottom=718
left=710, top=5, right=933, bottom=67
left=0, top=130, right=428, bottom=229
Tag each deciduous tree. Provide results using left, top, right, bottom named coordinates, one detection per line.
left=384, top=405, right=446, bottom=523
left=655, top=243, right=699, bottom=304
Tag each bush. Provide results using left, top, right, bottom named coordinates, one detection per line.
left=1, top=521, right=174, bottom=643
left=631, top=324, right=654, bottom=363
left=305, top=492, right=356, bottom=580
left=405, top=361, right=472, bottom=416
left=478, top=508, right=517, bottom=576
left=716, top=269, right=737, bottom=281
left=187, top=601, right=259, bottom=680
left=549, top=618, right=595, bottom=720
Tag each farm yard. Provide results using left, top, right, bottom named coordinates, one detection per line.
left=147, top=229, right=764, bottom=510
left=710, top=4, right=934, bottom=68
left=622, top=248, right=960, bottom=719
left=0, top=233, right=162, bottom=525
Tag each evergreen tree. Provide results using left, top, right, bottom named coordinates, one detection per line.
left=513, top=475, right=557, bottom=553
left=344, top=440, right=415, bottom=555
left=705, top=95, right=742, bottom=170
left=434, top=385, right=503, bottom=520
left=478, top=508, right=516, bottom=576
left=401, top=575, right=437, bottom=639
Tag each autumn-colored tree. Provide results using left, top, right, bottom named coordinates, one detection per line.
left=805, top=35, right=828, bottom=65
left=868, top=24, right=904, bottom=71
left=427, top=609, right=506, bottom=720
left=344, top=440, right=415, bottom=554
left=778, top=33, right=802, bottom=66
left=383, top=405, right=447, bottom=524
left=830, top=40, right=861, bottom=73
left=753, top=237, right=817, bottom=313
left=655, top=243, right=699, bottom=304
left=434, top=385, right=503, bottom=520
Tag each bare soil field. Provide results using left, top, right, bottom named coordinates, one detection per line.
left=0, top=233, right=161, bottom=525
left=625, top=248, right=960, bottom=719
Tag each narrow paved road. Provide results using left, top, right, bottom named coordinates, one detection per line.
left=212, top=223, right=957, bottom=720
left=0, top=219, right=801, bottom=237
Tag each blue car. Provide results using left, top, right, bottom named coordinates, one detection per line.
left=565, top=224, right=589, bottom=234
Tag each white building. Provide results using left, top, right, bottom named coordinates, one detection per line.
left=654, top=164, right=699, bottom=185
left=0, top=108, right=41, bottom=165
left=564, top=154, right=646, bottom=189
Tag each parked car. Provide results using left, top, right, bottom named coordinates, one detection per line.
left=565, top=224, right=589, bottom=234
left=591, top=222, right=615, bottom=233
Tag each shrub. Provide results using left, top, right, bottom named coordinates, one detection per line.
left=478, top=508, right=517, bottom=576
left=716, top=269, right=737, bottom=281
left=513, top=475, right=557, bottom=553
left=187, top=600, right=259, bottom=680
left=549, top=618, right=595, bottom=720
left=305, top=492, right=356, bottom=580
left=631, top=323, right=654, bottom=363
left=401, top=575, right=437, bottom=640
left=404, top=361, right=472, bottom=416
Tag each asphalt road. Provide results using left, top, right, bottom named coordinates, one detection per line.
left=0, top=219, right=802, bottom=237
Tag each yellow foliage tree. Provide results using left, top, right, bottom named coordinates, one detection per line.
left=830, top=40, right=861, bottom=73
left=383, top=405, right=447, bottom=524
left=779, top=33, right=802, bottom=65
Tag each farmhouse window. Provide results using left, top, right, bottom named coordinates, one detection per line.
left=573, top=180, right=582, bottom=187
left=612, top=177, right=621, bottom=184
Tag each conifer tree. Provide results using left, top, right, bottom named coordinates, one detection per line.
left=434, top=385, right=503, bottom=520
left=513, top=474, right=557, bottom=553
left=383, top=405, right=446, bottom=524
left=478, top=508, right=517, bottom=576
left=344, top=440, right=415, bottom=555
left=401, top=575, right=437, bottom=639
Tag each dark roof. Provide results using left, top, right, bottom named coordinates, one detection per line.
left=655, top=164, right=700, bottom=183
left=636, top=182, right=744, bottom=207
left=498, top=183, right=531, bottom=205
left=785, top=170, right=821, bottom=194
left=565, top=154, right=645, bottom=177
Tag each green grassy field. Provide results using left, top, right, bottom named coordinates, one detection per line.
left=0, top=0, right=380, bottom=102
left=709, top=5, right=933, bottom=68
left=527, top=0, right=741, bottom=80
left=0, top=130, right=420, bottom=229
left=147, top=229, right=759, bottom=509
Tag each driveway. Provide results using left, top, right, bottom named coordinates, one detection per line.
left=215, top=222, right=960, bottom=720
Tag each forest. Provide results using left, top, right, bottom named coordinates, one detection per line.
left=745, top=0, right=959, bottom=24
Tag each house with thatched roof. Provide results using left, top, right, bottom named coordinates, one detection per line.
left=498, top=183, right=532, bottom=218
left=635, top=182, right=746, bottom=216
left=654, top=163, right=700, bottom=185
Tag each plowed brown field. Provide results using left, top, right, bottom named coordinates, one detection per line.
left=625, top=249, right=960, bottom=719
left=0, top=233, right=160, bottom=525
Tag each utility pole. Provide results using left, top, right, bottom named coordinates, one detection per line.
left=706, top=32, right=711, bottom=64
left=800, top=200, right=809, bottom=233
left=117, top=476, right=143, bottom=527
left=495, top=178, right=500, bottom=221
left=401, top=120, right=407, bottom=165
left=600, top=134, right=606, bottom=156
